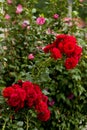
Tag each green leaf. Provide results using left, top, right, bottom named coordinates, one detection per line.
left=17, top=121, right=24, bottom=127
left=32, top=8, right=37, bottom=13
left=42, top=89, right=50, bottom=95
left=17, top=128, right=24, bottom=130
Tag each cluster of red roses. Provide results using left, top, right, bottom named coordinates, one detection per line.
left=2, top=80, right=50, bottom=121
left=44, top=34, right=82, bottom=69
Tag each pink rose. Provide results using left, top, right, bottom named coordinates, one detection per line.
left=63, top=17, right=72, bottom=27
left=36, top=17, right=45, bottom=25
left=46, top=28, right=53, bottom=34
left=7, top=0, right=12, bottom=4
left=53, top=14, right=59, bottom=19
left=79, top=0, right=84, bottom=2
left=63, top=17, right=71, bottom=22
left=21, top=20, right=29, bottom=28
left=27, top=26, right=30, bottom=30
left=28, top=54, right=34, bottom=60
left=46, top=28, right=57, bottom=35
left=36, top=46, right=42, bottom=50
left=5, top=14, right=10, bottom=20
left=16, top=4, right=23, bottom=14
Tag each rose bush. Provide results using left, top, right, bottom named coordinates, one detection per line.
left=0, top=0, right=87, bottom=130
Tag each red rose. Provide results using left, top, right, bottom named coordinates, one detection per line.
left=65, top=57, right=78, bottom=70
left=22, top=81, right=38, bottom=108
left=50, top=47, right=62, bottom=60
left=63, top=42, right=76, bottom=56
left=18, top=80, right=23, bottom=86
left=72, top=45, right=82, bottom=60
left=37, top=109, right=50, bottom=121
left=7, top=87, right=26, bottom=110
left=42, top=94, right=48, bottom=104
left=35, top=101, right=51, bottom=121
left=56, top=34, right=66, bottom=42
left=22, top=81, right=34, bottom=93
left=64, top=35, right=77, bottom=45
left=8, top=93, right=21, bottom=107
left=26, top=88, right=37, bottom=108
left=3, top=87, right=15, bottom=98
left=43, top=44, right=54, bottom=53
left=12, top=84, right=21, bottom=89
left=17, top=88, right=26, bottom=102
left=33, top=84, right=42, bottom=95
left=35, top=101, right=48, bottom=113
left=53, top=34, right=66, bottom=48
left=33, top=84, right=42, bottom=102
left=58, top=42, right=64, bottom=53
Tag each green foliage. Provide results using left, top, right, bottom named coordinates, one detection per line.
left=0, top=0, right=87, bottom=130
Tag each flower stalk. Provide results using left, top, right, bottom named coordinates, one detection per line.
left=26, top=115, right=29, bottom=130
left=2, top=120, right=7, bottom=130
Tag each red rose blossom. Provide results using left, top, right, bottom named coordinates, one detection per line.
left=22, top=81, right=34, bottom=93
left=26, top=88, right=37, bottom=108
left=37, top=109, right=50, bottom=121
left=35, top=101, right=50, bottom=121
left=72, top=45, right=82, bottom=60
left=33, top=84, right=42, bottom=102
left=50, top=47, right=62, bottom=60
left=7, top=87, right=26, bottom=110
left=3, top=87, right=15, bottom=98
left=65, top=57, right=78, bottom=70
left=56, top=34, right=66, bottom=41
left=12, top=84, right=21, bottom=89
left=43, top=44, right=54, bottom=53
left=42, top=94, right=48, bottom=104
left=57, top=42, right=64, bottom=53
left=35, top=101, right=48, bottom=112
left=63, top=41, right=76, bottom=56
left=64, top=35, right=77, bottom=45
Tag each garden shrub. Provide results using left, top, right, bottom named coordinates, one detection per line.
left=0, top=0, right=87, bottom=130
